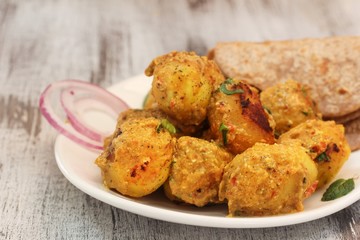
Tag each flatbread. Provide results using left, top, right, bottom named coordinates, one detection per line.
left=209, top=36, right=360, bottom=118
left=330, top=109, right=360, bottom=124
left=344, top=117, right=360, bottom=151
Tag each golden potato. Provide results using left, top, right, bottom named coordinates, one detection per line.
left=113, top=108, right=204, bottom=137
left=260, top=80, right=321, bottom=136
left=219, top=143, right=318, bottom=216
left=95, top=117, right=176, bottom=197
left=167, top=136, right=233, bottom=207
left=278, top=119, right=351, bottom=188
left=114, top=108, right=167, bottom=130
left=207, top=78, right=275, bottom=154
left=163, top=180, right=183, bottom=203
left=145, top=51, right=224, bottom=126
left=102, top=108, right=170, bottom=149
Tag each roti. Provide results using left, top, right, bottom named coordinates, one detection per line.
left=209, top=36, right=360, bottom=118
left=344, top=117, right=360, bottom=151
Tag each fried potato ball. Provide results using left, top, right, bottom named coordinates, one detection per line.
left=207, top=78, right=275, bottom=154
left=278, top=119, right=351, bottom=188
left=260, top=80, right=321, bottom=136
left=219, top=143, right=318, bottom=216
left=167, top=136, right=233, bottom=207
left=95, top=117, right=176, bottom=197
left=145, top=51, right=225, bottom=126
left=115, top=108, right=167, bottom=129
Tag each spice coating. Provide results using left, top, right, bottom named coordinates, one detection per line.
left=219, top=143, right=318, bottom=216
left=95, top=117, right=176, bottom=197
left=278, top=119, right=351, bottom=188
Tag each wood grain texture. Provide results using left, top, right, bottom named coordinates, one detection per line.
left=0, top=0, right=359, bottom=239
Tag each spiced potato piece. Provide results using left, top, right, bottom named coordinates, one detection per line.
left=145, top=51, right=225, bottom=126
left=109, top=108, right=201, bottom=140
left=102, top=108, right=170, bottom=149
left=219, top=143, right=318, bottom=216
left=207, top=78, right=275, bottom=154
left=260, top=80, right=321, bottom=136
left=167, top=136, right=233, bottom=207
left=278, top=119, right=351, bottom=188
left=95, top=117, right=176, bottom=197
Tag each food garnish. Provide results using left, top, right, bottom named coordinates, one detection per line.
left=39, top=79, right=129, bottom=150
left=156, top=119, right=177, bottom=134
left=219, top=122, right=229, bottom=145
left=321, top=178, right=355, bottom=201
left=219, top=78, right=244, bottom=95
left=315, top=152, right=330, bottom=162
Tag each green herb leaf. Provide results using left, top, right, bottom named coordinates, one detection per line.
left=301, top=111, right=309, bottom=116
left=315, top=152, right=330, bottom=162
left=156, top=119, right=176, bottom=134
left=321, top=178, right=355, bottom=201
left=263, top=105, right=272, bottom=114
left=219, top=78, right=244, bottom=95
left=224, top=78, right=234, bottom=84
left=219, top=123, right=229, bottom=146
left=274, top=130, right=281, bottom=139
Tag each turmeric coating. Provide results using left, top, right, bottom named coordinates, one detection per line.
left=167, top=136, right=232, bottom=207
left=278, top=119, right=351, bottom=188
left=207, top=78, right=275, bottom=154
left=260, top=80, right=321, bottom=136
left=95, top=117, right=176, bottom=197
left=219, top=143, right=318, bottom=216
left=145, top=51, right=224, bottom=126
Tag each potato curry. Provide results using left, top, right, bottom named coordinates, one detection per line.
left=95, top=51, right=350, bottom=216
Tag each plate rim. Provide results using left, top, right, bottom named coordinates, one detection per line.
left=54, top=74, right=360, bottom=228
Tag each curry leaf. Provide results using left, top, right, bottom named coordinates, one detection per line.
left=219, top=123, right=229, bottom=146
left=219, top=78, right=244, bottom=95
left=321, top=178, right=355, bottom=201
left=156, top=119, right=176, bottom=134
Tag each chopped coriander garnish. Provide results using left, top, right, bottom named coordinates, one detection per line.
left=315, top=151, right=330, bottom=162
left=156, top=119, right=176, bottom=134
left=263, top=105, right=272, bottom=114
left=219, top=123, right=229, bottom=146
left=224, top=78, right=233, bottom=84
left=274, top=130, right=281, bottom=139
left=219, top=78, right=244, bottom=95
left=321, top=178, right=355, bottom=201
left=301, top=111, right=309, bottom=116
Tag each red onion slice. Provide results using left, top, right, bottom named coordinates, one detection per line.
left=39, top=80, right=129, bottom=151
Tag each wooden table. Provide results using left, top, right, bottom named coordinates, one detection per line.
left=1, top=0, right=360, bottom=239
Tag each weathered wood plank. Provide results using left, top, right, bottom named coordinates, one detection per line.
left=0, top=0, right=359, bottom=239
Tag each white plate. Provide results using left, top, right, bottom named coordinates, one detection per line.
left=54, top=74, right=360, bottom=228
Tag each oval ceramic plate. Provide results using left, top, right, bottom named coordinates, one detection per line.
left=54, top=74, right=360, bottom=228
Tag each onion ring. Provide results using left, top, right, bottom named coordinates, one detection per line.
left=39, top=79, right=129, bottom=151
